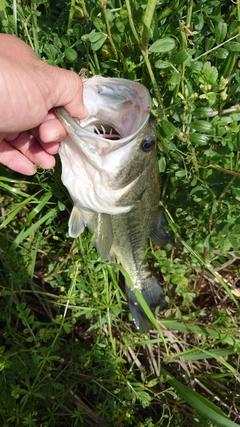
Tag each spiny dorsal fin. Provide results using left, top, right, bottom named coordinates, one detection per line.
left=149, top=209, right=174, bottom=247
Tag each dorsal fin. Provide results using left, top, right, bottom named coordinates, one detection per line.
left=149, top=209, right=174, bottom=247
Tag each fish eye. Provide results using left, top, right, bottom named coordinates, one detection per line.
left=141, top=137, right=155, bottom=152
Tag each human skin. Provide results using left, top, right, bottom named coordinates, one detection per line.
left=0, top=34, right=88, bottom=175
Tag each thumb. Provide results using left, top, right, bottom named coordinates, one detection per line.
left=46, top=65, right=88, bottom=119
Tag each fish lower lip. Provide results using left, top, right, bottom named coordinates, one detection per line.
left=93, top=124, right=121, bottom=140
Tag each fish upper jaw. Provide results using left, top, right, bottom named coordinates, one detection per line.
left=82, top=75, right=152, bottom=138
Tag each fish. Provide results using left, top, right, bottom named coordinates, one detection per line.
left=54, top=75, right=173, bottom=332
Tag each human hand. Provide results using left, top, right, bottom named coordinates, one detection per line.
left=0, top=34, right=88, bottom=175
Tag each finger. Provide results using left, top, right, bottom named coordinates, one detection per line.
left=37, top=116, right=67, bottom=144
left=0, top=139, right=36, bottom=175
left=31, top=123, right=61, bottom=153
left=4, top=132, right=21, bottom=142
left=10, top=132, right=56, bottom=169
left=2, top=127, right=60, bottom=155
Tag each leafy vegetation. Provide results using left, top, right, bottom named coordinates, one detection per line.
left=0, top=0, right=240, bottom=426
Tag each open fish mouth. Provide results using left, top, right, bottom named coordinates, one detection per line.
left=93, top=123, right=121, bottom=140
left=76, top=75, right=152, bottom=143
left=55, top=75, right=152, bottom=154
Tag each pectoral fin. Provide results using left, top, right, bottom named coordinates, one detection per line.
left=149, top=209, right=174, bottom=247
left=68, top=206, right=85, bottom=238
left=95, top=213, right=113, bottom=259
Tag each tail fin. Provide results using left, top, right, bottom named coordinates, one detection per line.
left=125, top=278, right=167, bottom=332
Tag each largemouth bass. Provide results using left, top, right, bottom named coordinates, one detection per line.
left=55, top=75, right=173, bottom=332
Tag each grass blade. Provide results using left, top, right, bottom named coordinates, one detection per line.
left=165, top=373, right=240, bottom=427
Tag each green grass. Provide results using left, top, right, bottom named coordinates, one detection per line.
left=0, top=0, right=240, bottom=426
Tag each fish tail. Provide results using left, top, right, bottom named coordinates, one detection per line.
left=125, top=278, right=167, bottom=333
